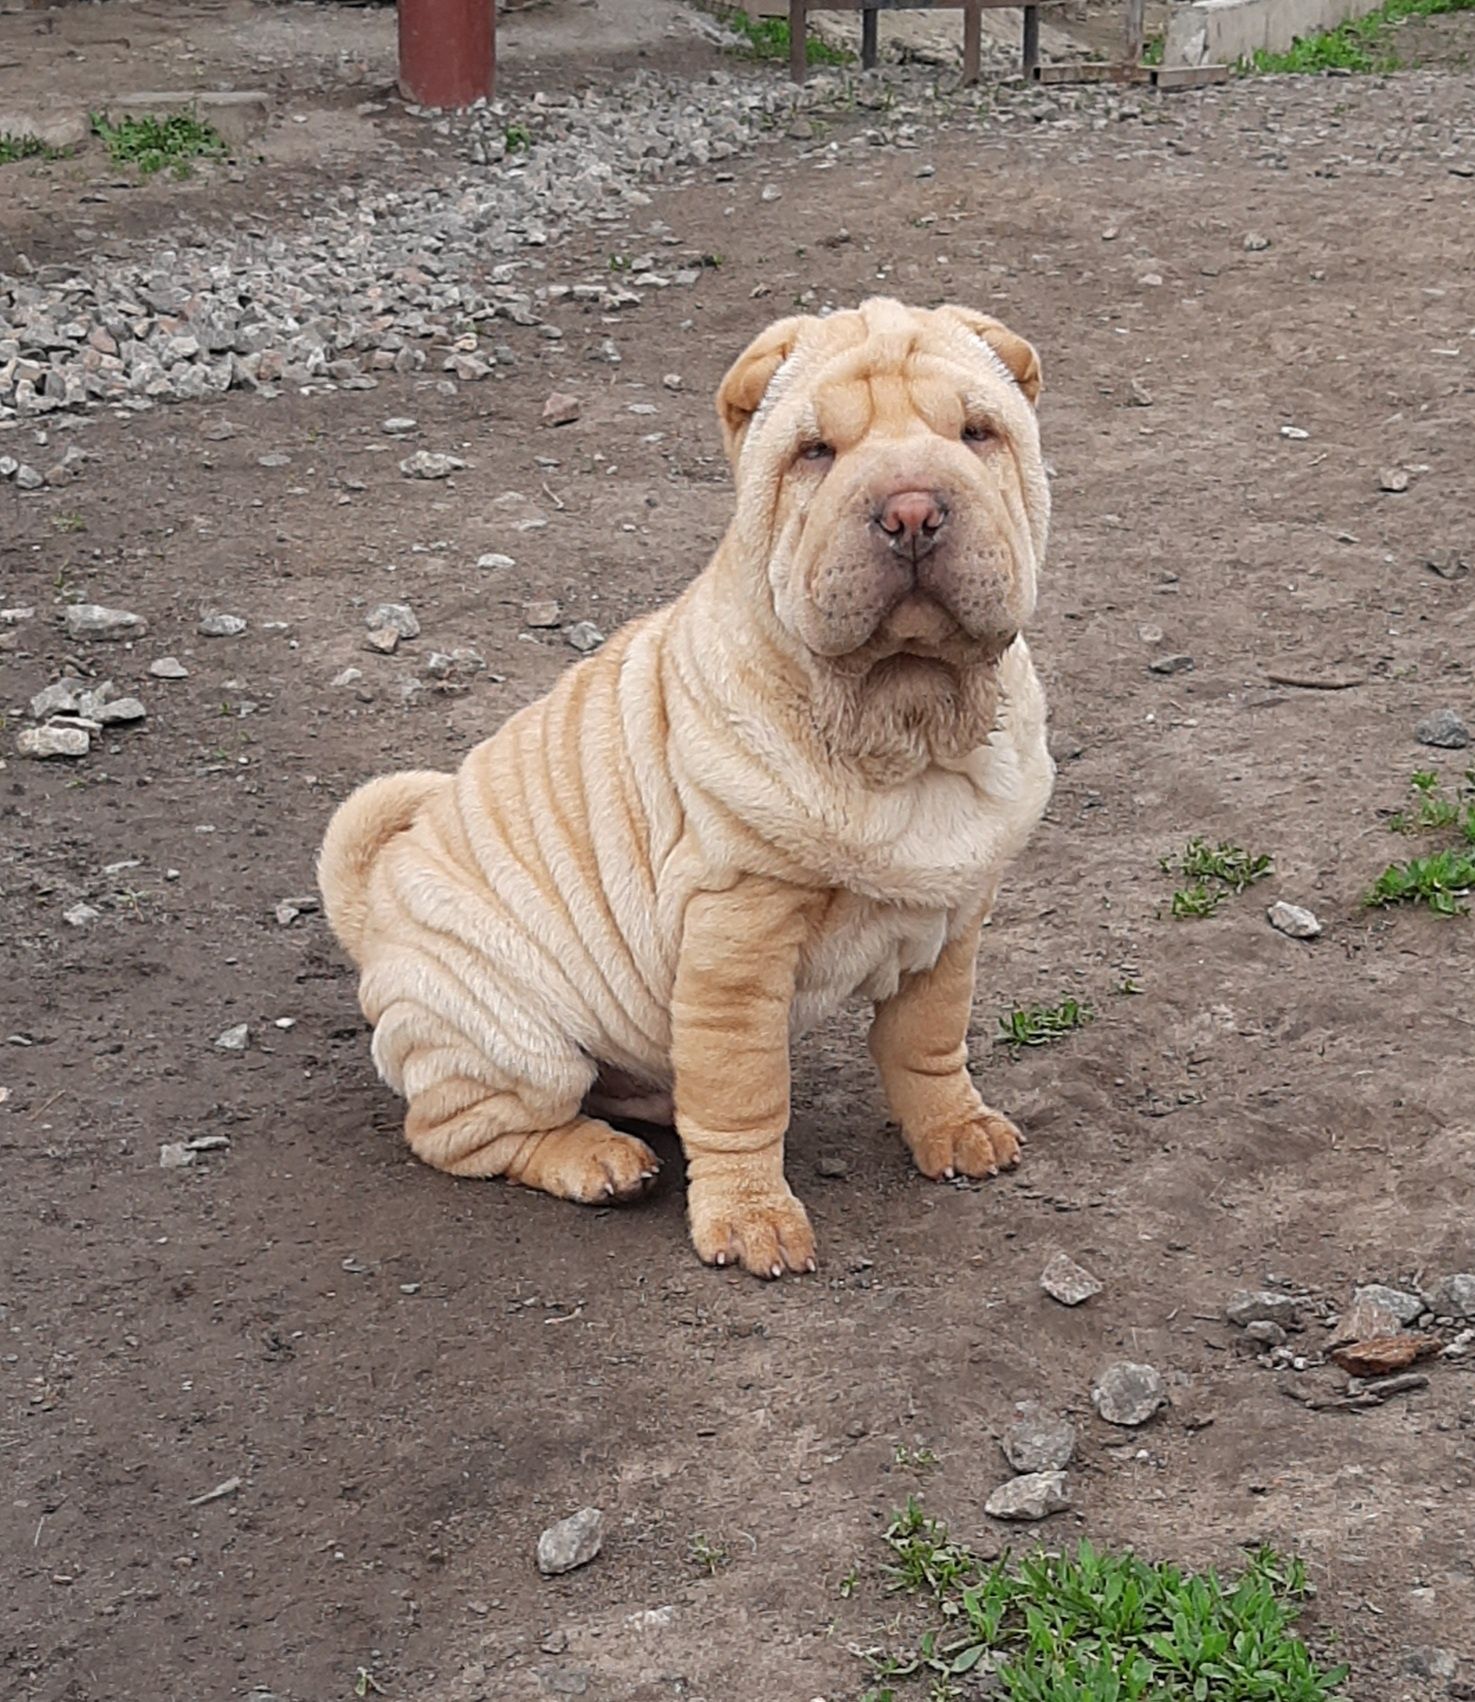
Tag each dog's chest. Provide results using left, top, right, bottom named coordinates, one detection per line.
left=792, top=896, right=953, bottom=1034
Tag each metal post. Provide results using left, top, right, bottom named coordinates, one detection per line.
left=398, top=0, right=494, bottom=108
left=962, top=0, right=981, bottom=82
left=1022, top=2, right=1040, bottom=75
left=790, top=0, right=807, bottom=82
left=861, top=6, right=878, bottom=68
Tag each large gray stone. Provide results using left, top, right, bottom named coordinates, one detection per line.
left=985, top=1471, right=1070, bottom=1522
left=1426, top=1274, right=1475, bottom=1321
left=1092, top=1362, right=1166, bottom=1427
left=1002, top=1404, right=1077, bottom=1474
left=64, top=603, right=146, bottom=642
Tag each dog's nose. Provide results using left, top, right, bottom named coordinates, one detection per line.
left=874, top=489, right=948, bottom=561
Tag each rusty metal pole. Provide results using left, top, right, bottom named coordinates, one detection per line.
left=398, top=0, right=495, bottom=109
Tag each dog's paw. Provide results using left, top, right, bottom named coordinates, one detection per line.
left=688, top=1186, right=817, bottom=1279
left=907, top=1109, right=1022, bottom=1181
left=519, top=1123, right=660, bottom=1204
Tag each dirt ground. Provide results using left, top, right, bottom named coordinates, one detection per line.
left=4, top=5, right=1475, bottom=1701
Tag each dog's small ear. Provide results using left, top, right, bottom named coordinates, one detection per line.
left=716, top=315, right=807, bottom=460
left=941, top=307, right=1043, bottom=408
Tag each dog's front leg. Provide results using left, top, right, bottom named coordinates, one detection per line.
left=673, top=880, right=820, bottom=1278
left=869, top=907, right=1023, bottom=1181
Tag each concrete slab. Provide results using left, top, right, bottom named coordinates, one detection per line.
left=105, top=90, right=272, bottom=147
left=1164, top=0, right=1382, bottom=68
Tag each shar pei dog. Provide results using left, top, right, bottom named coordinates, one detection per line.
left=319, top=296, right=1053, bottom=1278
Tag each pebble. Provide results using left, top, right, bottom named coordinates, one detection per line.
left=1425, top=1273, right=1475, bottom=1320
left=1402, top=1648, right=1458, bottom=1681
left=400, top=451, right=466, bottom=479
left=366, top=603, right=421, bottom=640
left=1243, top=231, right=1271, bottom=251
left=1002, top=1404, right=1076, bottom=1474
left=1125, top=377, right=1153, bottom=407
left=159, top=1141, right=195, bottom=1169
left=331, top=667, right=364, bottom=687
left=524, top=600, right=562, bottom=629
left=564, top=621, right=605, bottom=654
left=64, top=603, right=146, bottom=642
left=984, top=1470, right=1070, bottom=1522
left=1415, top=708, right=1469, bottom=749
left=1040, top=1252, right=1102, bottom=1306
left=1379, top=467, right=1410, bottom=493
left=18, top=725, right=90, bottom=759
left=815, top=1152, right=850, bottom=1179
left=150, top=657, right=189, bottom=679
left=1267, top=900, right=1321, bottom=940
left=365, top=628, right=399, bottom=654
left=1225, top=1290, right=1299, bottom=1328
left=99, top=697, right=146, bottom=724
left=382, top=417, right=417, bottom=434
left=662, top=373, right=683, bottom=391
left=214, top=1023, right=251, bottom=1052
left=1092, top=1361, right=1166, bottom=1427
left=1148, top=653, right=1194, bottom=675
left=198, top=612, right=248, bottom=637
left=425, top=647, right=487, bottom=679
left=542, top=392, right=582, bottom=426
left=1243, top=1320, right=1286, bottom=1347
left=477, top=552, right=515, bottom=571
left=64, top=902, right=101, bottom=927
left=537, top=1507, right=604, bottom=1576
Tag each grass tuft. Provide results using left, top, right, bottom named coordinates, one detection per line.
left=91, top=110, right=226, bottom=177
left=860, top=1501, right=1349, bottom=1700
left=1162, top=837, right=1272, bottom=919
left=1246, top=0, right=1475, bottom=74
left=997, top=998, right=1094, bottom=1049
left=0, top=132, right=65, bottom=166
left=1369, top=769, right=1475, bottom=913
left=721, top=7, right=854, bottom=65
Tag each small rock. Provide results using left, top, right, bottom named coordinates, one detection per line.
left=662, top=373, right=683, bottom=392
left=382, top=417, right=418, bottom=434
left=537, top=1507, right=603, bottom=1576
left=1126, top=377, right=1153, bottom=407
left=400, top=450, right=466, bottom=480
left=564, top=621, right=605, bottom=654
left=214, top=1023, right=251, bottom=1052
left=159, top=1142, right=195, bottom=1169
left=1149, top=653, right=1194, bottom=675
left=1330, top=1335, right=1434, bottom=1377
left=1415, top=708, right=1469, bottom=749
left=198, top=612, right=247, bottom=637
left=477, top=552, right=515, bottom=571
left=18, top=725, right=89, bottom=759
left=189, top=1134, right=232, bottom=1152
left=524, top=600, right=562, bottom=629
left=815, top=1152, right=850, bottom=1179
left=760, top=184, right=782, bottom=203
left=1243, top=232, right=1271, bottom=251
left=1349, top=1283, right=1423, bottom=1328
left=30, top=680, right=83, bottom=719
left=1426, top=1273, right=1475, bottom=1320
left=64, top=902, right=101, bottom=927
left=1279, top=424, right=1310, bottom=440
left=0, top=606, right=36, bottom=625
left=366, top=603, right=421, bottom=640
left=365, top=627, right=399, bottom=654
left=150, top=657, right=189, bottom=679
left=1002, top=1405, right=1076, bottom=1474
left=1092, top=1362, right=1166, bottom=1427
left=1243, top=1320, right=1286, bottom=1347
left=1402, top=1647, right=1458, bottom=1682
left=331, top=667, right=364, bottom=687
left=1267, top=901, right=1321, bottom=940
left=426, top=648, right=487, bottom=680
left=1225, top=1290, right=1300, bottom=1328
left=98, top=697, right=146, bottom=725
left=1040, top=1252, right=1102, bottom=1306
left=542, top=392, right=582, bottom=427
left=64, top=603, right=146, bottom=642
left=985, top=1470, right=1070, bottom=1522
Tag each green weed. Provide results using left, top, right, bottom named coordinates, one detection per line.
left=1246, top=0, right=1475, bottom=74
left=894, top=1444, right=941, bottom=1472
left=996, top=998, right=1094, bottom=1049
left=504, top=121, right=532, bottom=153
left=721, top=8, right=854, bottom=65
left=1162, top=837, right=1272, bottom=919
left=1171, top=883, right=1226, bottom=919
left=0, top=132, right=65, bottom=166
left=860, top=1503, right=1349, bottom=1699
left=688, top=1533, right=730, bottom=1576
left=91, top=111, right=226, bottom=177
left=1141, top=32, right=1165, bottom=65
left=1370, top=768, right=1475, bottom=913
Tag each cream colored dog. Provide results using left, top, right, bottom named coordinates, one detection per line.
left=319, top=297, right=1054, bottom=1278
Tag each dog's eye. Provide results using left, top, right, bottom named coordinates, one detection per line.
left=962, top=422, right=994, bottom=446
left=800, top=441, right=834, bottom=464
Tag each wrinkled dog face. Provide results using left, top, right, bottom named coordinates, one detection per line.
left=718, top=298, right=1049, bottom=676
